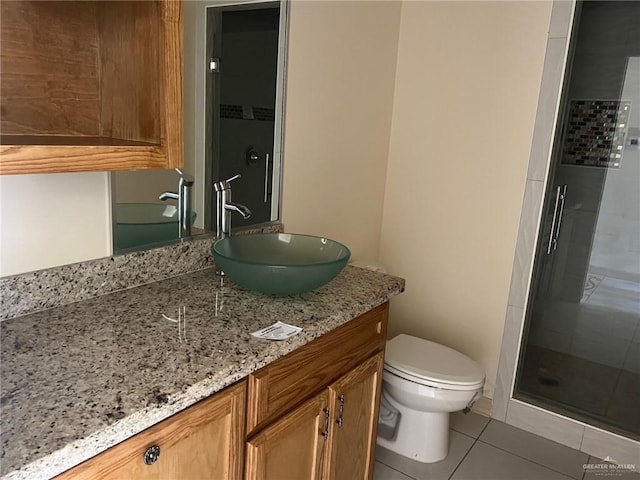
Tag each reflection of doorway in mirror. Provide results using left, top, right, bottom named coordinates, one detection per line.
left=205, top=2, right=285, bottom=230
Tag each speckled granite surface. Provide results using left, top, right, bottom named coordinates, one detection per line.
left=0, top=265, right=404, bottom=480
left=0, top=224, right=282, bottom=321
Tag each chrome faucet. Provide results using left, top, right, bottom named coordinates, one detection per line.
left=214, top=174, right=251, bottom=239
left=159, top=168, right=195, bottom=238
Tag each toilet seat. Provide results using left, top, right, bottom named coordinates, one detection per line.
left=384, top=334, right=485, bottom=391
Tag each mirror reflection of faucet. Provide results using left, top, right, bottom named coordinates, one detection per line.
left=159, top=168, right=195, bottom=239
left=162, top=306, right=187, bottom=343
left=214, top=174, right=252, bottom=239
left=214, top=174, right=251, bottom=276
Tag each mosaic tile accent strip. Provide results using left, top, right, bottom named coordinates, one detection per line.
left=0, top=224, right=282, bottom=321
left=562, top=100, right=631, bottom=168
left=220, top=104, right=275, bottom=121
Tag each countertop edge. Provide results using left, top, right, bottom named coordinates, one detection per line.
left=2, top=286, right=403, bottom=480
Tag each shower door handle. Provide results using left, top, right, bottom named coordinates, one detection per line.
left=264, top=153, right=270, bottom=203
left=546, top=184, right=567, bottom=254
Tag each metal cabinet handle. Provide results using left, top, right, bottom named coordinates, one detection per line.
left=321, top=407, right=330, bottom=439
left=264, top=153, right=270, bottom=203
left=546, top=184, right=567, bottom=254
left=143, top=445, right=160, bottom=465
left=336, top=395, right=345, bottom=427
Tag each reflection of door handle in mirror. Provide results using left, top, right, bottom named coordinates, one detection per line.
left=546, top=184, right=567, bottom=254
left=264, top=153, right=270, bottom=203
left=246, top=148, right=260, bottom=167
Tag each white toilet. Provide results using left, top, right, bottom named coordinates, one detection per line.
left=377, top=334, right=485, bottom=463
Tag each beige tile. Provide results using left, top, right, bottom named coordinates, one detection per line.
left=479, top=420, right=588, bottom=479
left=373, top=461, right=413, bottom=480
left=450, top=442, right=574, bottom=480
left=450, top=411, right=489, bottom=439
left=375, top=430, right=474, bottom=480
left=506, top=400, right=584, bottom=450
left=507, top=180, right=545, bottom=308
left=493, top=305, right=525, bottom=421
left=548, top=0, right=574, bottom=39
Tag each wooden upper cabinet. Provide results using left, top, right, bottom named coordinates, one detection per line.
left=0, top=0, right=183, bottom=174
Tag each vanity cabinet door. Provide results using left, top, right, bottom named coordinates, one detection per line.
left=324, top=352, right=384, bottom=480
left=245, top=390, right=330, bottom=480
left=55, top=381, right=246, bottom=480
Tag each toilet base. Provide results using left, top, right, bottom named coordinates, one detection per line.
left=376, top=392, right=450, bottom=463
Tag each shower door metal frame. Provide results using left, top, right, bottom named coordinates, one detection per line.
left=492, top=0, right=640, bottom=464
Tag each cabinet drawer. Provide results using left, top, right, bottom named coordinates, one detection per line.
left=247, top=302, right=388, bottom=436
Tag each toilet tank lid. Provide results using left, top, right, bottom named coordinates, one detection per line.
left=385, top=334, right=485, bottom=386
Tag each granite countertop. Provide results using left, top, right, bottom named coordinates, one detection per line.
left=0, top=265, right=404, bottom=480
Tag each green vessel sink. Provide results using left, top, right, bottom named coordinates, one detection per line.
left=211, top=233, right=351, bottom=295
left=114, top=203, right=196, bottom=250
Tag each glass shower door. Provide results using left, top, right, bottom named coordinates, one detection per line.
left=515, top=1, right=640, bottom=440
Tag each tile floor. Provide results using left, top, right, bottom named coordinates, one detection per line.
left=373, top=411, right=640, bottom=480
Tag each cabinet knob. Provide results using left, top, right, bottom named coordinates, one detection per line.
left=143, top=445, right=161, bottom=465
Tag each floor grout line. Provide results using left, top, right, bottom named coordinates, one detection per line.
left=374, top=457, right=419, bottom=480
left=446, top=420, right=491, bottom=480
left=447, top=436, right=480, bottom=480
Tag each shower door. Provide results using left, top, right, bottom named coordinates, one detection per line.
left=515, top=1, right=640, bottom=440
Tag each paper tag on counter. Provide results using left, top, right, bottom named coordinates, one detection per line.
left=251, top=321, right=302, bottom=341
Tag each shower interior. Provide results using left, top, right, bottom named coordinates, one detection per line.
left=515, top=1, right=640, bottom=441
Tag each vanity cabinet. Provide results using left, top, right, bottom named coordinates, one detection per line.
left=245, top=303, right=388, bottom=480
left=55, top=380, right=246, bottom=480
left=0, top=0, right=183, bottom=175
left=246, top=353, right=383, bottom=480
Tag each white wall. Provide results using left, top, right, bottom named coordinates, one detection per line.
left=379, top=1, right=553, bottom=397
left=281, top=0, right=401, bottom=263
left=0, top=173, right=111, bottom=276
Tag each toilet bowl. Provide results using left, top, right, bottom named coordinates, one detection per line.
left=377, top=334, right=485, bottom=463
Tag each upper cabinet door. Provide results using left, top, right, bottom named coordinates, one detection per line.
left=0, top=0, right=183, bottom=175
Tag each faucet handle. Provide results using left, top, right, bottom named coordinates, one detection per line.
left=175, top=168, right=195, bottom=185
left=214, top=174, right=242, bottom=192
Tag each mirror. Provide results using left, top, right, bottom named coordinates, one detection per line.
left=111, top=0, right=287, bottom=253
